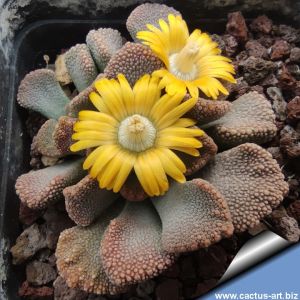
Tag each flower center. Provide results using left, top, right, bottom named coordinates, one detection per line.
left=118, top=114, right=156, bottom=152
left=169, top=40, right=200, bottom=81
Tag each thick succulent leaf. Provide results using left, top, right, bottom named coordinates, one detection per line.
left=204, top=92, right=277, bottom=148
left=56, top=202, right=126, bottom=295
left=35, top=117, right=76, bottom=158
left=35, top=119, right=61, bottom=157
left=126, top=3, right=181, bottom=42
left=15, top=159, right=86, bottom=209
left=53, top=116, right=77, bottom=156
left=101, top=201, right=175, bottom=286
left=185, top=98, right=232, bottom=125
left=104, top=42, right=164, bottom=86
left=86, top=28, right=123, bottom=71
left=17, top=69, right=69, bottom=119
left=200, top=143, right=289, bottom=232
left=65, top=74, right=105, bottom=117
left=64, top=175, right=119, bottom=226
left=65, top=44, right=98, bottom=92
left=152, top=179, right=233, bottom=253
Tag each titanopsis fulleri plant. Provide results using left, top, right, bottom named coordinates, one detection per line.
left=14, top=3, right=288, bottom=295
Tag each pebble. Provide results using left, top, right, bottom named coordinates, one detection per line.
left=266, top=86, right=287, bottom=121
left=280, top=125, right=300, bottom=158
left=239, top=56, right=275, bottom=84
left=18, top=281, right=53, bottom=299
left=270, top=207, right=300, bottom=242
left=245, top=40, right=268, bottom=59
left=155, top=279, right=182, bottom=300
left=10, top=223, right=47, bottom=265
left=226, top=11, right=248, bottom=43
left=287, top=201, right=300, bottom=222
left=26, top=261, right=57, bottom=285
left=270, top=40, right=290, bottom=60
left=286, top=96, right=300, bottom=122
left=290, top=47, right=300, bottom=63
left=250, top=15, right=273, bottom=34
left=53, top=276, right=89, bottom=300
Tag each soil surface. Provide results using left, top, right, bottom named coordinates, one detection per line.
left=11, top=11, right=300, bottom=300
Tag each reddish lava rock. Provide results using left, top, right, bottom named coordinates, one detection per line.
left=19, top=203, right=44, bottom=226
left=278, top=65, right=300, bottom=95
left=222, top=34, right=238, bottom=57
left=192, top=279, right=218, bottom=298
left=275, top=24, right=300, bottom=44
left=26, top=261, right=57, bottom=286
left=257, top=35, right=274, bottom=48
left=287, top=201, right=300, bottom=222
left=53, top=276, right=88, bottom=300
left=226, top=12, right=248, bottom=43
left=155, top=279, right=182, bottom=300
left=250, top=15, right=273, bottom=34
left=280, top=125, right=300, bottom=159
left=245, top=40, right=268, bottom=59
left=18, top=281, right=53, bottom=299
left=290, top=47, right=300, bottom=63
left=239, top=56, right=275, bottom=84
left=196, top=245, right=228, bottom=279
left=287, top=96, right=300, bottom=123
left=270, top=40, right=291, bottom=60
left=270, top=207, right=300, bottom=242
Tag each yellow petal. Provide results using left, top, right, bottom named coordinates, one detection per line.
left=186, top=81, right=199, bottom=99
left=156, top=136, right=202, bottom=148
left=89, top=91, right=109, bottom=113
left=113, top=151, right=136, bottom=193
left=150, top=92, right=184, bottom=123
left=143, top=75, right=161, bottom=115
left=133, top=74, right=151, bottom=114
left=89, top=145, right=121, bottom=178
left=98, top=154, right=124, bottom=189
left=157, top=149, right=186, bottom=183
left=172, top=118, right=196, bottom=127
left=156, top=148, right=186, bottom=173
left=171, top=147, right=200, bottom=156
left=134, top=154, right=159, bottom=196
left=83, top=146, right=104, bottom=170
left=70, top=140, right=104, bottom=152
left=94, top=79, right=126, bottom=121
left=78, top=111, right=118, bottom=126
left=73, top=121, right=117, bottom=133
left=158, top=127, right=204, bottom=138
left=147, top=150, right=169, bottom=194
left=156, top=97, right=197, bottom=129
left=165, top=80, right=186, bottom=97
left=117, top=74, right=135, bottom=115
left=72, top=131, right=116, bottom=142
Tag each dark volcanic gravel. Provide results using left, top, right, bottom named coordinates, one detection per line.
left=12, top=11, right=300, bottom=300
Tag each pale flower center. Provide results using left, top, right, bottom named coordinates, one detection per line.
left=169, top=40, right=200, bottom=81
left=118, top=114, right=156, bottom=152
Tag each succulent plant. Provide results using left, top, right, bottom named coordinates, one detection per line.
left=14, top=3, right=288, bottom=296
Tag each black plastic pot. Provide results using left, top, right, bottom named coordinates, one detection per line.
left=0, top=1, right=299, bottom=299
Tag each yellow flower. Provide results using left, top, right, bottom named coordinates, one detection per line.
left=137, top=14, right=236, bottom=99
left=70, top=74, right=204, bottom=196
